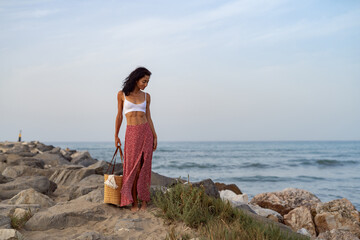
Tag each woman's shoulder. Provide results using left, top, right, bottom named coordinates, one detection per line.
left=117, top=90, right=124, bottom=101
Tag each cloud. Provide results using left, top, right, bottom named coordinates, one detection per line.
left=252, top=8, right=360, bottom=44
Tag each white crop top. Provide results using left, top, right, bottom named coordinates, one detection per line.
left=123, top=92, right=147, bottom=114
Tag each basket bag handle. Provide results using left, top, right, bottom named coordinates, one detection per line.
left=105, top=145, right=124, bottom=175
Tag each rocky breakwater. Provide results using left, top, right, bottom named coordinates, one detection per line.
left=1, top=141, right=359, bottom=240
left=218, top=184, right=360, bottom=240
left=0, top=141, right=132, bottom=240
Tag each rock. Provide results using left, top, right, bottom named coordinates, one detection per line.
left=220, top=190, right=248, bottom=205
left=73, top=231, right=118, bottom=240
left=76, top=188, right=104, bottom=203
left=297, top=228, right=312, bottom=237
left=35, top=152, right=70, bottom=166
left=248, top=204, right=283, bottom=222
left=151, top=171, right=177, bottom=187
left=0, top=229, right=24, bottom=240
left=250, top=188, right=321, bottom=216
left=49, top=166, right=96, bottom=186
left=0, top=162, right=9, bottom=173
left=215, top=182, right=242, bottom=195
left=235, top=204, right=257, bottom=214
left=7, top=188, right=55, bottom=208
left=317, top=229, right=360, bottom=240
left=0, top=215, right=11, bottom=229
left=70, top=151, right=98, bottom=167
left=2, top=166, right=29, bottom=178
left=314, top=198, right=360, bottom=238
left=12, top=208, right=28, bottom=219
left=0, top=204, right=40, bottom=217
left=60, top=149, right=75, bottom=161
left=3, top=144, right=29, bottom=155
left=35, top=143, right=54, bottom=152
left=1, top=165, right=54, bottom=179
left=284, top=206, right=316, bottom=236
left=0, top=176, right=56, bottom=200
left=24, top=201, right=106, bottom=231
left=68, top=174, right=104, bottom=200
left=6, top=157, right=45, bottom=169
left=49, top=147, right=61, bottom=154
left=192, top=179, right=220, bottom=199
left=87, top=160, right=123, bottom=175
left=0, top=154, right=7, bottom=163
left=0, top=173, right=12, bottom=184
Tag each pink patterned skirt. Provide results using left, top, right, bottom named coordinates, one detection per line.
left=120, top=122, right=153, bottom=206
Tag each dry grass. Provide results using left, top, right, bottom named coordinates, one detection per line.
left=153, top=183, right=309, bottom=240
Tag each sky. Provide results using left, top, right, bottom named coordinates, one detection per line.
left=0, top=0, right=359, bottom=142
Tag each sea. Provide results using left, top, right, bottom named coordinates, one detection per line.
left=47, top=141, right=360, bottom=210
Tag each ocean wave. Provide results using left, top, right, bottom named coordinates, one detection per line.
left=164, top=162, right=220, bottom=170
left=288, top=158, right=358, bottom=167
left=226, top=176, right=283, bottom=182
left=316, top=159, right=358, bottom=166
left=241, top=162, right=271, bottom=169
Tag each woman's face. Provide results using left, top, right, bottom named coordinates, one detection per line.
left=136, top=75, right=150, bottom=90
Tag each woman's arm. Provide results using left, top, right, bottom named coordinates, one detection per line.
left=115, top=91, right=124, bottom=147
left=146, top=93, right=157, bottom=151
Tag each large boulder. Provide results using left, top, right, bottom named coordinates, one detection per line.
left=0, top=229, right=24, bottom=240
left=1, top=165, right=54, bottom=179
left=24, top=200, right=106, bottom=231
left=215, top=182, right=242, bottom=195
left=0, top=176, right=56, bottom=200
left=60, top=148, right=76, bottom=161
left=0, top=162, right=8, bottom=173
left=68, top=174, right=104, bottom=200
left=6, top=157, right=44, bottom=169
left=7, top=188, right=55, bottom=208
left=76, top=188, right=104, bottom=203
left=314, top=198, right=360, bottom=238
left=151, top=171, right=177, bottom=187
left=0, top=204, right=41, bottom=217
left=316, top=229, right=360, bottom=240
left=248, top=204, right=283, bottom=222
left=2, top=144, right=30, bottom=155
left=0, top=215, right=11, bottom=229
left=35, top=152, right=70, bottom=167
left=0, top=173, right=12, bottom=184
left=220, top=190, right=248, bottom=205
left=284, top=206, right=316, bottom=237
left=0, top=154, right=7, bottom=163
left=49, top=165, right=96, bottom=186
left=250, top=188, right=321, bottom=216
left=70, top=151, right=98, bottom=167
left=192, top=179, right=220, bottom=199
left=87, top=160, right=123, bottom=175
left=35, top=142, right=54, bottom=152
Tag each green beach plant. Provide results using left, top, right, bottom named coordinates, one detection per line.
left=10, top=208, right=33, bottom=230
left=154, top=183, right=310, bottom=240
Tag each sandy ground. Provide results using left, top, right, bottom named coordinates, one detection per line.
left=19, top=204, right=196, bottom=240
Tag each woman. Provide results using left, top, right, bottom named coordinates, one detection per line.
left=115, top=67, right=157, bottom=211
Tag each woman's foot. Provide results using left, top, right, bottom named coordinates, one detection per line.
left=131, top=202, right=139, bottom=212
left=140, top=201, right=147, bottom=211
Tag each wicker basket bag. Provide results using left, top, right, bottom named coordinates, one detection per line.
left=104, top=146, right=123, bottom=205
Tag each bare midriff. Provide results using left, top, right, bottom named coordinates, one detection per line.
left=125, top=111, right=147, bottom=126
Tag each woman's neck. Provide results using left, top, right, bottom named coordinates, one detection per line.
left=132, top=87, right=141, bottom=95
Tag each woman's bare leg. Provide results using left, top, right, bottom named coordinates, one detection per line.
left=140, top=201, right=147, bottom=210
left=131, top=153, right=144, bottom=212
left=131, top=163, right=141, bottom=211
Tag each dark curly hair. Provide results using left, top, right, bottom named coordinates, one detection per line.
left=122, top=67, right=151, bottom=96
